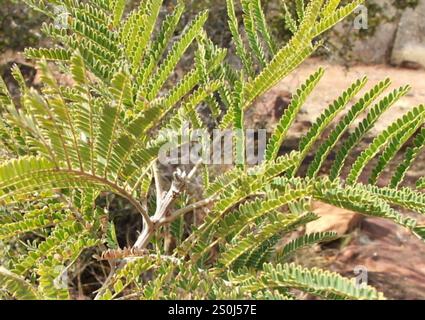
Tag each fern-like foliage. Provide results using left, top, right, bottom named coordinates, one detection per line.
left=0, top=0, right=423, bottom=300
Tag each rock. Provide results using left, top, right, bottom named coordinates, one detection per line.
left=331, top=218, right=425, bottom=299
left=391, top=0, right=425, bottom=68
left=328, top=0, right=400, bottom=64
left=351, top=0, right=399, bottom=64
left=350, top=22, right=398, bottom=64
left=306, top=201, right=362, bottom=235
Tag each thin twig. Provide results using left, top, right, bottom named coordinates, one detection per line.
left=93, top=259, right=117, bottom=300
left=58, top=169, right=153, bottom=230
left=187, top=159, right=203, bottom=180
left=159, top=197, right=215, bottom=225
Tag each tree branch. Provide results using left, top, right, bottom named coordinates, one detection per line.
left=132, top=162, right=205, bottom=250
left=152, top=161, right=165, bottom=201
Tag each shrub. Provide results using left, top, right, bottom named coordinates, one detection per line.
left=0, top=0, right=44, bottom=53
left=0, top=0, right=423, bottom=300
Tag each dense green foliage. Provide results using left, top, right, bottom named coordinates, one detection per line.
left=0, top=0, right=424, bottom=300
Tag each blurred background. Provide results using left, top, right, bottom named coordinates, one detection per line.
left=1, top=0, right=425, bottom=299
